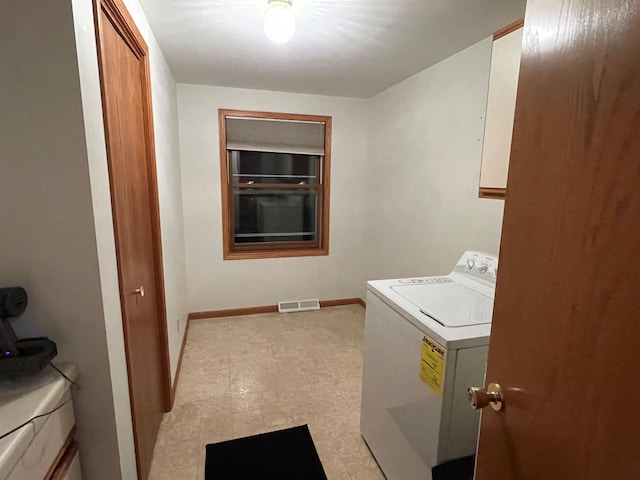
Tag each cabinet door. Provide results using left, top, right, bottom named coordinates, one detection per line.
left=8, top=403, right=75, bottom=480
left=479, top=22, right=523, bottom=199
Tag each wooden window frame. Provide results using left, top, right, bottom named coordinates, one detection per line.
left=218, top=109, right=332, bottom=260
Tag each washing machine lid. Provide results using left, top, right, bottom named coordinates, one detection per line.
left=390, top=282, right=494, bottom=328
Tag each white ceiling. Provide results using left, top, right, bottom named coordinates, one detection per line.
left=138, top=0, right=526, bottom=98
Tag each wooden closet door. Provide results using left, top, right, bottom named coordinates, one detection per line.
left=95, top=1, right=171, bottom=478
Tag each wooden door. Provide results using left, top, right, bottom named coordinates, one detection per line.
left=475, top=0, right=640, bottom=479
left=94, top=1, right=171, bottom=478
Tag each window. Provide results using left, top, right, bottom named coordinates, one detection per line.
left=219, top=109, right=332, bottom=259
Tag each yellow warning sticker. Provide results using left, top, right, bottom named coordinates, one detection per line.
left=420, top=335, right=446, bottom=395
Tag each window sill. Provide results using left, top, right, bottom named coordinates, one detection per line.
left=224, top=247, right=329, bottom=261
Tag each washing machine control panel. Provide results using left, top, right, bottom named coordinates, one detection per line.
left=397, top=277, right=453, bottom=285
left=454, top=251, right=498, bottom=283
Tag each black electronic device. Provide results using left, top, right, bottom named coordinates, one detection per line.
left=0, top=287, right=57, bottom=380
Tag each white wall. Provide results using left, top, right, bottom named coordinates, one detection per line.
left=178, top=39, right=505, bottom=311
left=0, top=1, right=123, bottom=479
left=364, top=38, right=505, bottom=283
left=177, top=85, right=369, bottom=312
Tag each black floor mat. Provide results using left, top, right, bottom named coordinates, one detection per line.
left=205, top=424, right=327, bottom=480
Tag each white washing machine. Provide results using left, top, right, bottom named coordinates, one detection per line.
left=360, top=251, right=498, bottom=480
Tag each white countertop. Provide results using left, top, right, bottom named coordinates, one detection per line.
left=0, top=363, right=77, bottom=480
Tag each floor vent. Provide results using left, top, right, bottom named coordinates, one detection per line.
left=278, top=299, right=320, bottom=313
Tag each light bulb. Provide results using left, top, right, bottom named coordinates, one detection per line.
left=264, top=0, right=295, bottom=44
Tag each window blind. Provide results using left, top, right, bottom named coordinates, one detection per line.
left=225, top=117, right=325, bottom=155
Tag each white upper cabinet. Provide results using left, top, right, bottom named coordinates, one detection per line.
left=479, top=21, right=524, bottom=199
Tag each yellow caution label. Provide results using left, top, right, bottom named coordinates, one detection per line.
left=420, top=335, right=446, bottom=395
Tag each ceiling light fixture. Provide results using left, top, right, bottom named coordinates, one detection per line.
left=264, top=0, right=296, bottom=45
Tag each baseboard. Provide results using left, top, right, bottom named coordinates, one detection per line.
left=188, top=297, right=365, bottom=321
left=319, top=298, right=365, bottom=308
left=170, top=317, right=190, bottom=408
left=189, top=304, right=278, bottom=320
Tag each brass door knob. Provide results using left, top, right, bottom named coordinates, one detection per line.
left=467, top=383, right=504, bottom=411
left=134, top=286, right=145, bottom=297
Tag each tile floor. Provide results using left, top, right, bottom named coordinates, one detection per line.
left=149, top=305, right=384, bottom=479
